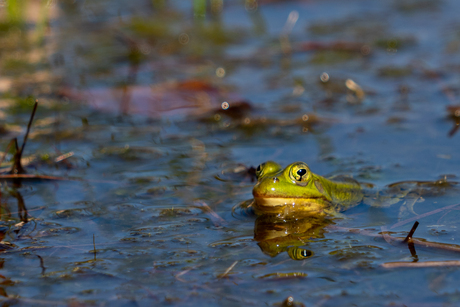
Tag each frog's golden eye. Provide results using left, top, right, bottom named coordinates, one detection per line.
left=256, top=161, right=282, bottom=179
left=287, top=246, right=314, bottom=260
left=289, top=162, right=311, bottom=185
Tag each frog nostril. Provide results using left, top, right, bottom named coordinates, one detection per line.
left=273, top=177, right=279, bottom=183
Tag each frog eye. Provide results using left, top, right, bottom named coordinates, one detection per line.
left=289, top=162, right=311, bottom=185
left=287, top=246, right=314, bottom=260
left=255, top=163, right=265, bottom=178
left=255, top=161, right=282, bottom=179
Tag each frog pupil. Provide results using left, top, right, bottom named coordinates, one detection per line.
left=257, top=165, right=261, bottom=172
left=296, top=168, right=307, bottom=180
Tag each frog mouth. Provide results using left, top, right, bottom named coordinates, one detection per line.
left=253, top=196, right=329, bottom=208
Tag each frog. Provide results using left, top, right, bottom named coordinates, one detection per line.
left=251, top=161, right=364, bottom=217
left=232, top=160, right=454, bottom=219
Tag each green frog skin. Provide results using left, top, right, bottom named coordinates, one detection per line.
left=252, top=161, right=363, bottom=216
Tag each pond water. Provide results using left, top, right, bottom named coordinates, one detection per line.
left=1, top=0, right=460, bottom=306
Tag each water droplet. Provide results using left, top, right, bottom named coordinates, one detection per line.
left=178, top=33, right=189, bottom=45
left=216, top=67, right=226, bottom=78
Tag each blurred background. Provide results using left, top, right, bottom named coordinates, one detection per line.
left=0, top=0, right=460, bottom=306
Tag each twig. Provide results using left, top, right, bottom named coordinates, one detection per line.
left=329, top=225, right=460, bottom=253
left=36, top=255, right=46, bottom=275
left=193, top=201, right=227, bottom=227
left=437, top=209, right=453, bottom=224
left=10, top=101, right=38, bottom=174
left=406, top=237, right=460, bottom=253
left=380, top=226, right=394, bottom=245
left=54, top=151, right=74, bottom=163
left=403, top=221, right=419, bottom=242
left=175, top=265, right=201, bottom=283
left=382, top=260, right=460, bottom=269
left=20, top=101, right=38, bottom=157
left=217, top=260, right=238, bottom=279
left=11, top=138, right=24, bottom=174
left=10, top=101, right=38, bottom=175
left=390, top=203, right=460, bottom=229
left=53, top=147, right=74, bottom=168
left=448, top=122, right=460, bottom=138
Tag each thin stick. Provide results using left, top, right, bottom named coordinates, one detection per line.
left=382, top=260, right=460, bottom=269
left=193, top=201, right=227, bottom=227
left=175, top=265, right=201, bottom=283
left=380, top=226, right=394, bottom=245
left=448, top=122, right=460, bottom=137
left=13, top=138, right=19, bottom=152
left=217, top=260, right=238, bottom=279
left=407, top=237, right=460, bottom=253
left=330, top=225, right=460, bottom=253
left=9, top=102, right=38, bottom=175
left=390, top=203, right=460, bottom=229
left=403, top=221, right=419, bottom=242
left=36, top=255, right=46, bottom=275
left=10, top=137, right=25, bottom=175
left=20, top=101, right=38, bottom=156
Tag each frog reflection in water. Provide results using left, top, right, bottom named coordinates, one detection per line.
left=255, top=214, right=332, bottom=260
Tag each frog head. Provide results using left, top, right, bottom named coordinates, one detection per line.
left=252, top=161, right=332, bottom=215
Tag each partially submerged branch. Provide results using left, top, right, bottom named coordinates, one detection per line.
left=382, top=260, right=460, bottom=269
left=403, top=221, right=419, bottom=242
left=10, top=138, right=25, bottom=174
left=20, top=101, right=38, bottom=160
left=9, top=101, right=38, bottom=175
left=330, top=222, right=460, bottom=254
